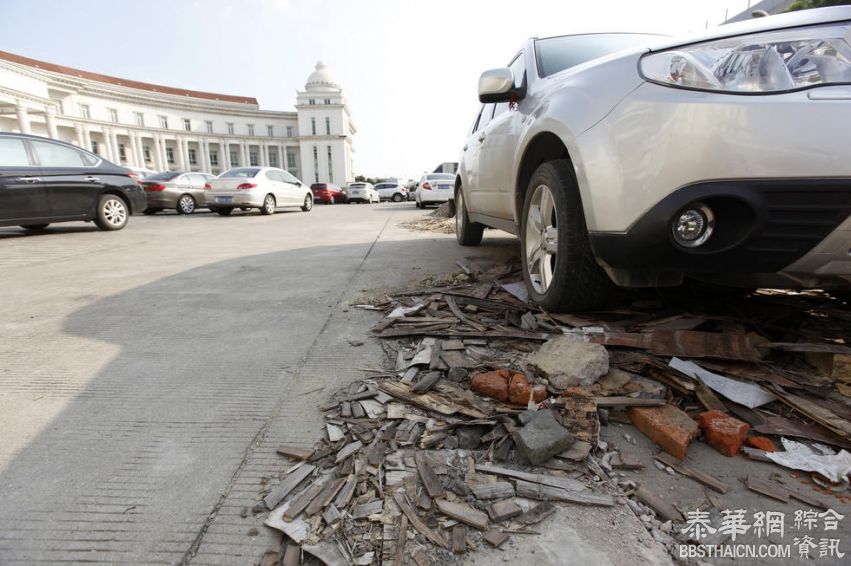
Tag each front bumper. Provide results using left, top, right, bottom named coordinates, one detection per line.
left=589, top=179, right=851, bottom=284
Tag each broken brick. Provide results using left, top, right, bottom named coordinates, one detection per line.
left=470, top=369, right=510, bottom=402
left=745, top=436, right=777, bottom=452
left=698, top=410, right=750, bottom=457
left=508, top=373, right=548, bottom=405
left=628, top=405, right=698, bottom=461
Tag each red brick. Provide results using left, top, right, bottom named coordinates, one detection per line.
left=745, top=436, right=777, bottom=452
left=470, top=370, right=510, bottom=402
left=698, top=411, right=750, bottom=457
left=628, top=405, right=699, bottom=461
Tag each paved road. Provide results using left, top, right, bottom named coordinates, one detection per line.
left=0, top=204, right=674, bottom=566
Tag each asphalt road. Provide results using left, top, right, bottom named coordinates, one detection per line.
left=0, top=203, right=681, bottom=566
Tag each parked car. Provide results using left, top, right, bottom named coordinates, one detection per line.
left=345, top=182, right=379, bottom=204
left=374, top=182, right=408, bottom=202
left=204, top=167, right=313, bottom=216
left=455, top=7, right=851, bottom=311
left=311, top=183, right=346, bottom=204
left=0, top=132, right=145, bottom=232
left=142, top=171, right=216, bottom=214
left=126, top=166, right=158, bottom=181
left=415, top=173, right=455, bottom=208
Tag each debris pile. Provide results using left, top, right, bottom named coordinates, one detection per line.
left=257, top=261, right=851, bottom=564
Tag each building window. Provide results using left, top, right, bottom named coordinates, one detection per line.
left=311, top=117, right=316, bottom=136
left=267, top=125, right=274, bottom=137
left=286, top=126, right=293, bottom=137
left=188, top=148, right=197, bottom=166
left=324, top=98, right=331, bottom=105
left=118, top=143, right=126, bottom=162
left=247, top=124, right=255, bottom=136
left=183, top=118, right=191, bottom=131
left=287, top=152, right=296, bottom=170
left=230, top=151, right=239, bottom=166
left=91, top=140, right=98, bottom=154
left=159, top=115, right=169, bottom=129
left=227, top=122, right=234, bottom=135
left=209, top=150, right=218, bottom=166
left=327, top=145, right=333, bottom=183
left=269, top=149, right=278, bottom=167
left=205, top=120, right=213, bottom=133
left=325, top=117, right=331, bottom=135
left=143, top=145, right=151, bottom=162
left=79, top=104, right=90, bottom=119
left=166, top=147, right=174, bottom=164
left=134, top=112, right=144, bottom=126
left=249, top=151, right=258, bottom=166
left=309, top=98, right=316, bottom=105
left=312, top=145, right=319, bottom=183
left=108, top=108, right=118, bottom=123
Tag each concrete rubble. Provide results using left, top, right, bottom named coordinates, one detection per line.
left=251, top=260, right=851, bottom=565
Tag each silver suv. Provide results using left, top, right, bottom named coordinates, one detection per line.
left=455, top=8, right=851, bottom=311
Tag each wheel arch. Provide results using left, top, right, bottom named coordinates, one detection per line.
left=514, top=132, right=577, bottom=230
left=99, top=189, right=133, bottom=214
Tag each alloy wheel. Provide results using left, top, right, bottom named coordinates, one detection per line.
left=524, top=184, right=559, bottom=294
left=178, top=195, right=195, bottom=214
left=264, top=195, right=275, bottom=214
left=103, top=198, right=127, bottom=227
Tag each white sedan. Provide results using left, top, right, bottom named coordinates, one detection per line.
left=204, top=167, right=313, bottom=216
left=345, top=182, right=380, bottom=203
left=415, top=173, right=455, bottom=208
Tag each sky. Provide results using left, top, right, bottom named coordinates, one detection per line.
left=0, top=0, right=754, bottom=180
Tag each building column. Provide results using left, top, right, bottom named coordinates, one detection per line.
left=260, top=143, right=268, bottom=167
left=202, top=140, right=212, bottom=173
left=153, top=134, right=164, bottom=171
left=83, top=127, right=92, bottom=152
left=44, top=106, right=58, bottom=139
left=129, top=132, right=140, bottom=168
left=15, top=102, right=31, bottom=134
left=241, top=142, right=248, bottom=167
left=175, top=138, right=185, bottom=170
left=221, top=140, right=230, bottom=170
left=111, top=130, right=121, bottom=164
left=160, top=137, right=170, bottom=170
left=74, top=124, right=84, bottom=149
left=102, top=129, right=114, bottom=161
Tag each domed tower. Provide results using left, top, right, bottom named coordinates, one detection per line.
left=296, top=61, right=356, bottom=186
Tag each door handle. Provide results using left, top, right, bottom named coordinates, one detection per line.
left=478, top=132, right=486, bottom=142
left=85, top=176, right=101, bottom=183
left=18, top=176, right=41, bottom=183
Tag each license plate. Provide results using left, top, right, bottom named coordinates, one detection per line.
left=438, top=184, right=451, bottom=190
left=216, top=196, right=233, bottom=204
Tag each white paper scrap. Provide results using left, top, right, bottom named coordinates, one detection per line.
left=669, top=357, right=777, bottom=409
left=766, top=438, right=851, bottom=483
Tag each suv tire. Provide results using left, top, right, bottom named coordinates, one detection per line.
left=520, top=160, right=616, bottom=311
left=455, top=186, right=483, bottom=246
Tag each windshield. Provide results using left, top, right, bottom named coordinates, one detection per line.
left=145, top=172, right=181, bottom=181
left=311, top=184, right=328, bottom=190
left=221, top=168, right=260, bottom=178
left=535, top=33, right=658, bottom=77
left=427, top=174, right=454, bottom=181
left=349, top=184, right=366, bottom=189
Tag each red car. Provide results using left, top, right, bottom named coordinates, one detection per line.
left=310, top=183, right=346, bottom=204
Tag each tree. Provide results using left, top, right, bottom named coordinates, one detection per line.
left=787, top=0, right=851, bottom=11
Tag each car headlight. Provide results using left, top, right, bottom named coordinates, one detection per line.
left=640, top=22, right=851, bottom=93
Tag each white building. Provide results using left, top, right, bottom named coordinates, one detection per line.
left=0, top=52, right=356, bottom=184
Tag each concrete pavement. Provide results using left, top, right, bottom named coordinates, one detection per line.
left=0, top=203, right=668, bottom=565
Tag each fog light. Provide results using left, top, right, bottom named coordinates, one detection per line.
left=672, top=203, right=714, bottom=248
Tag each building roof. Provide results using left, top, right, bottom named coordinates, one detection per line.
left=305, top=61, right=341, bottom=92
left=0, top=50, right=259, bottom=105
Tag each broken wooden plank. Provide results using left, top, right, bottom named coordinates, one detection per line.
left=284, top=476, right=332, bottom=521
left=415, top=453, right=445, bottom=498
left=476, top=463, right=587, bottom=492
left=393, top=515, right=408, bottom=566
left=276, top=446, right=314, bottom=460
left=655, top=452, right=728, bottom=494
left=378, top=327, right=550, bottom=341
left=471, top=482, right=514, bottom=500
left=322, top=504, right=341, bottom=525
left=515, top=501, right=555, bottom=525
left=435, top=499, right=489, bottom=530
left=352, top=499, right=384, bottom=519
left=378, top=381, right=457, bottom=416
left=634, top=485, right=684, bottom=522
left=411, top=371, right=442, bottom=394
left=428, top=340, right=443, bottom=370
left=326, top=424, right=346, bottom=443
left=483, top=530, right=510, bottom=548
left=264, top=464, right=316, bottom=509
left=610, top=452, right=644, bottom=470
left=446, top=295, right=486, bottom=332
left=335, top=440, right=363, bottom=463
left=265, top=499, right=311, bottom=544
left=451, top=524, right=467, bottom=554
left=695, top=380, right=728, bottom=412
left=333, top=474, right=357, bottom=509
left=768, top=385, right=851, bottom=440
left=746, top=475, right=790, bottom=503
left=392, top=491, right=448, bottom=548
left=305, top=477, right=347, bottom=516
left=514, top=480, right=614, bottom=507
left=486, top=499, right=523, bottom=522
left=282, top=544, right=300, bottom=566
left=590, top=330, right=766, bottom=361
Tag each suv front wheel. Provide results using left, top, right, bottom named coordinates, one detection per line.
left=520, top=160, right=615, bottom=311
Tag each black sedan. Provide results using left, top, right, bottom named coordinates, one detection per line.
left=0, top=132, right=146, bottom=232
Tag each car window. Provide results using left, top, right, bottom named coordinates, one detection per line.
left=477, top=104, right=496, bottom=131
left=146, top=171, right=180, bottom=181
left=265, top=170, right=279, bottom=181
left=494, top=52, right=526, bottom=117
left=535, top=33, right=657, bottom=77
left=470, top=106, right=484, bottom=135
left=0, top=138, right=31, bottom=167
left=188, top=174, right=207, bottom=185
left=427, top=174, right=455, bottom=181
left=281, top=170, right=299, bottom=184
left=221, top=168, right=260, bottom=178
left=31, top=140, right=96, bottom=167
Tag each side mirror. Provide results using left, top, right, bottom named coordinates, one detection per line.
left=478, top=68, right=518, bottom=103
